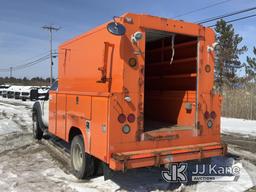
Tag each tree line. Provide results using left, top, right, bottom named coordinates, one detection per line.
left=0, top=77, right=54, bottom=86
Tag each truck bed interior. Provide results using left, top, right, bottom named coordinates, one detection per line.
left=144, top=29, right=198, bottom=132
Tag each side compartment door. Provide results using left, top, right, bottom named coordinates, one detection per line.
left=56, top=94, right=67, bottom=140
left=49, top=91, right=57, bottom=134
left=91, top=97, right=108, bottom=162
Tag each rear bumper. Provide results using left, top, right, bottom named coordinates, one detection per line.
left=110, top=142, right=227, bottom=171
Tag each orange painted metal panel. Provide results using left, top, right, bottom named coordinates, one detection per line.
left=90, top=97, right=109, bottom=161
left=56, top=93, right=66, bottom=140
left=58, top=28, right=123, bottom=93
left=66, top=95, right=91, bottom=120
left=65, top=95, right=92, bottom=152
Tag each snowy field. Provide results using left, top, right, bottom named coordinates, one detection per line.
left=0, top=97, right=255, bottom=192
left=221, top=117, right=256, bottom=137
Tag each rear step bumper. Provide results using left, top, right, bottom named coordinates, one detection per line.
left=109, top=142, right=227, bottom=171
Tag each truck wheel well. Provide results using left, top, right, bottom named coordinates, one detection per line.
left=69, top=127, right=82, bottom=142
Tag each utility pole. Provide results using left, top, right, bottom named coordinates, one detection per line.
left=10, top=67, right=13, bottom=78
left=42, top=25, right=60, bottom=85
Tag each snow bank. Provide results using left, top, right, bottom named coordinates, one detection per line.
left=0, top=119, right=21, bottom=135
left=0, top=100, right=33, bottom=136
left=221, top=117, right=256, bottom=137
left=0, top=97, right=34, bottom=108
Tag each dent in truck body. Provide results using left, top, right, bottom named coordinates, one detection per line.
left=44, top=13, right=225, bottom=172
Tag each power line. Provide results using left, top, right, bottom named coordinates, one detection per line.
left=0, top=68, right=10, bottom=72
left=13, top=55, right=50, bottom=70
left=17, top=50, right=50, bottom=63
left=208, top=13, right=256, bottom=27
left=173, top=0, right=232, bottom=18
left=0, top=49, right=57, bottom=71
left=197, top=6, right=256, bottom=24
left=0, top=54, right=50, bottom=72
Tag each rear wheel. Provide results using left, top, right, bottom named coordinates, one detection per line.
left=32, top=112, right=43, bottom=140
left=71, top=135, right=94, bottom=179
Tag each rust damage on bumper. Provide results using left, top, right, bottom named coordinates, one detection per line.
left=110, top=142, right=227, bottom=171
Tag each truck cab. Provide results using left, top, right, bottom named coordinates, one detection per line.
left=33, top=13, right=226, bottom=179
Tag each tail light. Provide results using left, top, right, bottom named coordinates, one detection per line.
left=204, top=111, right=210, bottom=119
left=118, top=114, right=126, bottom=123
left=205, top=64, right=211, bottom=73
left=210, top=111, right=216, bottom=119
left=127, top=113, right=135, bottom=123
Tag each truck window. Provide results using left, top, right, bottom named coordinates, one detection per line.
left=50, top=80, right=58, bottom=91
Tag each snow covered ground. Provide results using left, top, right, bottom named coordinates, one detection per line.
left=0, top=97, right=255, bottom=192
left=221, top=117, right=256, bottom=137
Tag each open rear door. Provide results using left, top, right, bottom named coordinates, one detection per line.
left=143, top=30, right=198, bottom=139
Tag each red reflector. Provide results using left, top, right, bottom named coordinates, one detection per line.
left=204, top=111, right=210, bottom=119
left=127, top=113, right=136, bottom=123
left=205, top=64, right=211, bottom=73
left=210, top=111, right=216, bottom=119
left=118, top=114, right=126, bottom=123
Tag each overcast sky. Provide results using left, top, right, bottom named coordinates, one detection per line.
left=0, top=0, right=255, bottom=78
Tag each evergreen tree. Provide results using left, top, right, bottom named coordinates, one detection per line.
left=214, top=19, right=247, bottom=91
left=245, top=47, right=256, bottom=83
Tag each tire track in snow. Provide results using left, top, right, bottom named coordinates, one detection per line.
left=0, top=101, right=33, bottom=133
left=0, top=99, right=77, bottom=192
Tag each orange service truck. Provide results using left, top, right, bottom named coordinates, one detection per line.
left=32, top=13, right=227, bottom=179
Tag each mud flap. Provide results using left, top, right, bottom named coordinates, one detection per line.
left=103, top=163, right=113, bottom=180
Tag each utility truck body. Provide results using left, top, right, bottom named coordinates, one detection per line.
left=33, top=13, right=226, bottom=179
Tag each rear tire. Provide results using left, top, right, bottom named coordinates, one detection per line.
left=32, top=113, right=43, bottom=140
left=71, top=135, right=94, bottom=179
